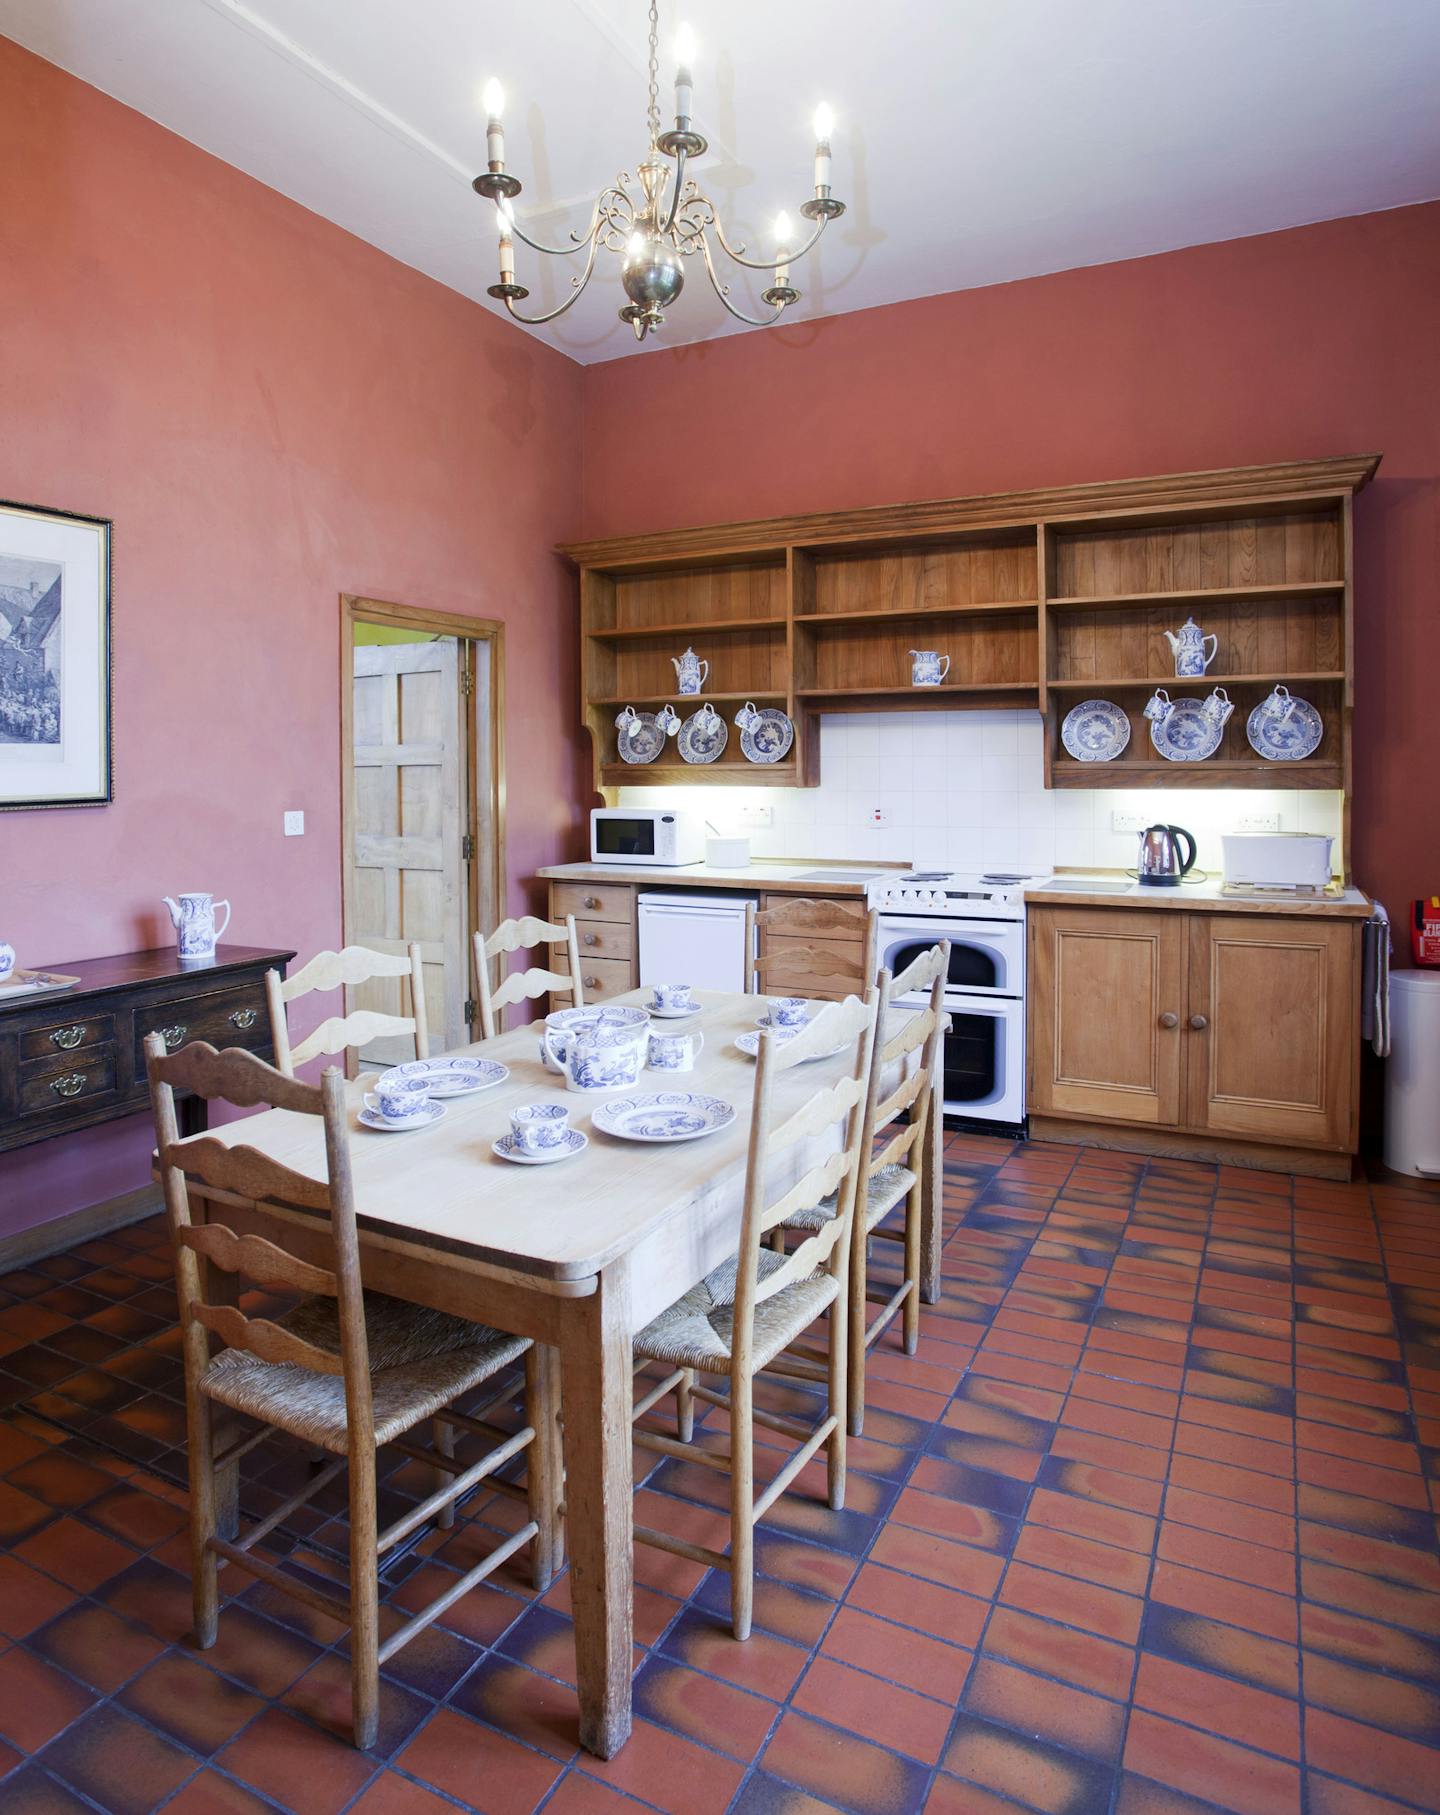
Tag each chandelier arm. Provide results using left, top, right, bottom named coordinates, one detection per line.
left=708, top=207, right=829, bottom=272
left=507, top=209, right=602, bottom=258
left=658, top=147, right=689, bottom=237
left=697, top=232, right=791, bottom=327
left=500, top=231, right=604, bottom=325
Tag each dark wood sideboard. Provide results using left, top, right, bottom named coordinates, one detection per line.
left=0, top=945, right=295, bottom=1156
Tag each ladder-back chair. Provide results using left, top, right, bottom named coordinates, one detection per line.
left=778, top=942, right=948, bottom=1434
left=474, top=915, right=583, bottom=1039
left=744, top=898, right=878, bottom=1000
left=145, top=1036, right=560, bottom=1749
left=630, top=990, right=878, bottom=1639
left=265, top=943, right=429, bottom=1076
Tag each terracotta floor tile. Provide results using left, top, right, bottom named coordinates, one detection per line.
left=1305, top=1707, right=1440, bottom=1811
left=580, top=1713, right=746, bottom=1815
left=1133, top=1652, right=1299, bottom=1758
left=964, top=1655, right=1125, bottom=1762
left=1011, top=1523, right=1152, bottom=1595
left=0, top=1645, right=95, bottom=1753
left=160, top=1768, right=280, bottom=1815
left=40, top=1704, right=195, bottom=1815
left=942, top=1712, right=1115, bottom=1814
left=1123, top=1708, right=1300, bottom=1815
left=15, top=1514, right=138, bottom=1592
left=1000, top=1559, right=1143, bottom=1645
left=217, top=1705, right=379, bottom=1813
left=762, top=1709, right=932, bottom=1815
left=632, top=1655, right=774, bottom=1763
left=1156, top=1520, right=1296, bottom=1593
left=819, top=1605, right=974, bottom=1704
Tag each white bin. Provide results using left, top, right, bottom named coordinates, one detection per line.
left=1384, top=969, right=1440, bottom=1178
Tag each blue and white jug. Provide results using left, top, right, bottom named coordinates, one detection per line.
left=162, top=892, right=231, bottom=964
left=671, top=648, right=709, bottom=696
left=1163, top=617, right=1218, bottom=678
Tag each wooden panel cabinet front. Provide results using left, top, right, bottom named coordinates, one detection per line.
left=551, top=881, right=636, bottom=925
left=1028, top=907, right=1185, bottom=1126
left=1185, top=915, right=1359, bottom=1149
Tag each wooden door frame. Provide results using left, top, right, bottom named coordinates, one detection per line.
left=340, top=594, right=506, bottom=1044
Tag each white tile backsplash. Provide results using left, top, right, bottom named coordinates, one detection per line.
left=616, top=710, right=1343, bottom=877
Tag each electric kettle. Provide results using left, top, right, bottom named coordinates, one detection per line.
left=1137, top=824, right=1197, bottom=887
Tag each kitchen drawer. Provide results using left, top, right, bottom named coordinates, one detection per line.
left=20, top=1011, right=115, bottom=1062
left=552, top=881, right=636, bottom=925
left=760, top=893, right=868, bottom=939
left=573, top=919, right=635, bottom=962
left=18, top=1046, right=120, bottom=1119
left=133, top=982, right=270, bottom=1068
left=561, top=955, right=635, bottom=1003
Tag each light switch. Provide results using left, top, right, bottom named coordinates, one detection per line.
left=283, top=811, right=305, bottom=837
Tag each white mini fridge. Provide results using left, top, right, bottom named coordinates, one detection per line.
left=637, top=892, right=757, bottom=994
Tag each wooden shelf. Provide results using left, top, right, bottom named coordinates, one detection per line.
left=591, top=690, right=784, bottom=707
left=1047, top=670, right=1344, bottom=693
left=794, top=601, right=1038, bottom=627
left=590, top=617, right=786, bottom=642
left=1050, top=758, right=1343, bottom=789
left=1046, top=581, right=1343, bottom=613
left=796, top=682, right=1037, bottom=700
left=600, top=762, right=798, bottom=787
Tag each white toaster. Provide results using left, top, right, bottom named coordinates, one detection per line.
left=1221, top=832, right=1335, bottom=888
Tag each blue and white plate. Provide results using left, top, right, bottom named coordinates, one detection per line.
left=677, top=707, right=728, bottom=765
left=382, top=1057, right=509, bottom=1097
left=1060, top=700, right=1130, bottom=762
left=1149, top=699, right=1223, bottom=762
left=734, top=1028, right=846, bottom=1062
left=1247, top=695, right=1324, bottom=761
left=738, top=709, right=794, bottom=765
left=616, top=712, right=670, bottom=764
left=359, top=1100, right=447, bottom=1134
left=493, top=1128, right=589, bottom=1165
left=591, top=1091, right=736, bottom=1143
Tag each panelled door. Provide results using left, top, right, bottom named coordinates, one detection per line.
left=1185, top=915, right=1358, bottom=1149
left=347, top=640, right=469, bottom=1062
left=1028, top=907, right=1186, bottom=1126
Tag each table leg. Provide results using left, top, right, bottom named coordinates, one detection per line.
left=558, top=1257, right=633, bottom=1759
left=920, top=1073, right=944, bottom=1305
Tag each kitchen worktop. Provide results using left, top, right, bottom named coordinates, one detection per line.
left=535, top=860, right=907, bottom=896
left=1028, top=874, right=1373, bottom=918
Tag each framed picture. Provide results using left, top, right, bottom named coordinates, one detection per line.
left=0, top=499, right=112, bottom=811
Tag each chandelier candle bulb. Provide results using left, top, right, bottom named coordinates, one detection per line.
left=813, top=102, right=835, bottom=191
left=774, top=212, right=793, bottom=287
left=674, top=22, right=696, bottom=122
left=482, top=78, right=506, bottom=168
left=496, top=203, right=515, bottom=282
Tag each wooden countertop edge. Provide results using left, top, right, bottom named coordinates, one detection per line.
left=1025, top=886, right=1373, bottom=918
left=536, top=863, right=901, bottom=896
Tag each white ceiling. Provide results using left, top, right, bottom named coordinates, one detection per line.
left=5, top=0, right=1439, bottom=366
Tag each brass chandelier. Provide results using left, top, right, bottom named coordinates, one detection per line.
left=474, top=0, right=844, bottom=341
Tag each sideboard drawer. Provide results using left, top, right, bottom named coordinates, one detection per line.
left=552, top=882, right=636, bottom=926
left=20, top=1012, right=115, bottom=1062
left=17, top=1047, right=120, bottom=1120
left=565, top=955, right=634, bottom=1003
left=133, top=982, right=270, bottom=1068
left=573, top=920, right=635, bottom=962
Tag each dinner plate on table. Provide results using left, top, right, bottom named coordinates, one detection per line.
left=734, top=1027, right=846, bottom=1062
left=591, top=1092, right=735, bottom=1143
left=382, top=1057, right=509, bottom=1097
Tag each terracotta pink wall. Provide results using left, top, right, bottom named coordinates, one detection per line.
left=0, top=39, right=587, bottom=1235
left=580, top=201, right=1440, bottom=924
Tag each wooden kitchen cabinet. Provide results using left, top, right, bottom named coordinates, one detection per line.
left=1028, top=902, right=1362, bottom=1175
left=1028, top=907, right=1186, bottom=1126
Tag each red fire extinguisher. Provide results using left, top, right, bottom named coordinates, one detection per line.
left=1411, top=899, right=1440, bottom=967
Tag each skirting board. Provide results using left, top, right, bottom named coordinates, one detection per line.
left=1028, top=1115, right=1355, bottom=1181
left=0, top=1182, right=162, bottom=1272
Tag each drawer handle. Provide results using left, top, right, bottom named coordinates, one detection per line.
left=1189, top=1013, right=1209, bottom=1031
left=584, top=933, right=599, bottom=946
left=49, top=1025, right=86, bottom=1050
left=583, top=895, right=600, bottom=910
left=50, top=1072, right=87, bottom=1098
left=1158, top=1011, right=1179, bottom=1029
left=229, top=1007, right=258, bottom=1030
left=159, top=1024, right=187, bottom=1050
left=584, top=975, right=600, bottom=989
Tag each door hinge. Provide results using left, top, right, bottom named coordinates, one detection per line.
left=461, top=833, right=475, bottom=861
left=460, top=662, right=474, bottom=697
left=463, top=997, right=477, bottom=1025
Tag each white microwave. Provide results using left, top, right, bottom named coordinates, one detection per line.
left=590, top=807, right=703, bottom=867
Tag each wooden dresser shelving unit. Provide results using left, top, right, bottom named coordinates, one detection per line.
left=562, top=454, right=1377, bottom=819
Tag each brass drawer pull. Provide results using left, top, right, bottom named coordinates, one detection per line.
left=229, top=1007, right=258, bottom=1030
left=49, top=1025, right=86, bottom=1050
left=50, top=1072, right=87, bottom=1098
left=159, top=1024, right=187, bottom=1050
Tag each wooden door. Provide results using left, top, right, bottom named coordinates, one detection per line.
left=1028, top=907, right=1185, bottom=1126
left=347, top=641, right=468, bottom=1062
left=1186, top=916, right=1359, bottom=1149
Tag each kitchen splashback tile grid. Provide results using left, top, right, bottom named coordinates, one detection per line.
left=0, top=1141, right=1437, bottom=1813
left=619, top=709, right=1343, bottom=877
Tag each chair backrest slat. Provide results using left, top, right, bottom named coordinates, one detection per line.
left=169, top=1133, right=335, bottom=1215
left=474, top=915, right=582, bottom=1039
left=266, top=943, right=428, bottom=1077
left=744, top=898, right=878, bottom=998
left=850, top=942, right=949, bottom=1210
left=191, top=1303, right=345, bottom=1374
left=177, top=1223, right=338, bottom=1297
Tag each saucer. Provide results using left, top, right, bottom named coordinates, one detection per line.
left=493, top=1128, right=588, bottom=1165
left=358, top=1100, right=447, bottom=1134
left=591, top=1092, right=735, bottom=1143
left=755, top=1011, right=812, bottom=1031
left=735, top=1028, right=846, bottom=1062
left=382, top=1057, right=509, bottom=1097
left=649, top=1000, right=700, bottom=1019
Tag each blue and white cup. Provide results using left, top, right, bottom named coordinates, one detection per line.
left=0, top=941, right=15, bottom=982
left=768, top=996, right=809, bottom=1028
left=651, top=982, right=694, bottom=1013
left=648, top=1029, right=704, bottom=1073
left=1260, top=683, right=1299, bottom=725
left=1202, top=685, right=1235, bottom=730
left=511, top=1102, right=570, bottom=1154
left=1143, top=688, right=1174, bottom=724
left=364, top=1075, right=431, bottom=1124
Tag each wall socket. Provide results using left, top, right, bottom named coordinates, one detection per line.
left=869, top=806, right=893, bottom=825
left=1111, top=811, right=1147, bottom=833
left=1236, top=812, right=1280, bottom=832
left=735, top=803, right=772, bottom=828
left=283, top=810, right=305, bottom=837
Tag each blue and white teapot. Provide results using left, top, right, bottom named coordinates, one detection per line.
left=671, top=648, right=709, bottom=696
left=1163, top=617, right=1218, bottom=678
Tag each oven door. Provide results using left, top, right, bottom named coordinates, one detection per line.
left=876, top=915, right=1024, bottom=998
left=936, top=993, right=1025, bottom=1125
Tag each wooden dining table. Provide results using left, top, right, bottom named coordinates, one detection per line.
left=180, top=986, right=943, bottom=1758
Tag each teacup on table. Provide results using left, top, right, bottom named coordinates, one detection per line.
left=768, top=997, right=808, bottom=1029
left=510, top=1103, right=570, bottom=1155
left=364, top=1075, right=431, bottom=1125
left=651, top=982, right=694, bottom=1014
left=648, top=1028, right=704, bottom=1073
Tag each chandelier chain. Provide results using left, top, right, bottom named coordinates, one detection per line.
left=646, top=0, right=661, bottom=148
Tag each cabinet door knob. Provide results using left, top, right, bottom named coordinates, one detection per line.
left=1189, top=1013, right=1209, bottom=1031
left=230, top=1007, right=258, bottom=1030
left=1158, top=1011, right=1179, bottom=1029
left=50, top=1072, right=86, bottom=1098
left=584, top=933, right=599, bottom=946
left=583, top=895, right=600, bottom=910
left=49, top=1025, right=86, bottom=1050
